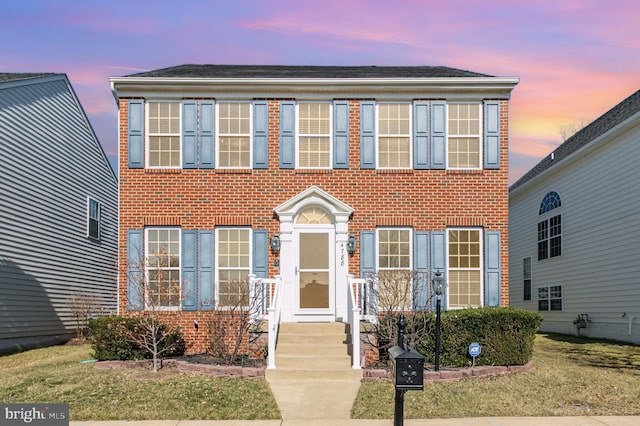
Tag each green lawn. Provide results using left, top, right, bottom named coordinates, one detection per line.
left=2, top=333, right=639, bottom=420
left=352, top=333, right=640, bottom=418
left=0, top=344, right=280, bottom=421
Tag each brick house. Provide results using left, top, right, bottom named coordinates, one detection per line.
left=110, top=65, right=518, bottom=361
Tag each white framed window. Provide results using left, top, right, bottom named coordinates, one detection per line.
left=216, top=228, right=251, bottom=307
left=217, top=102, right=251, bottom=168
left=523, top=257, right=532, bottom=301
left=87, top=197, right=101, bottom=240
left=448, top=228, right=482, bottom=308
left=145, top=228, right=181, bottom=309
left=376, top=228, right=412, bottom=309
left=538, top=192, right=562, bottom=261
left=447, top=103, right=482, bottom=169
left=297, top=102, right=331, bottom=168
left=378, top=103, right=411, bottom=169
left=538, top=285, right=562, bottom=311
left=146, top=101, right=181, bottom=168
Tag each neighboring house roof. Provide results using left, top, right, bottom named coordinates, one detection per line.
left=0, top=72, right=58, bottom=83
left=510, top=89, right=640, bottom=192
left=126, top=64, right=492, bottom=79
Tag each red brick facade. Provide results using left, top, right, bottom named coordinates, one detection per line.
left=117, top=92, right=512, bottom=355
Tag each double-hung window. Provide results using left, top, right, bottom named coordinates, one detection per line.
left=145, top=228, right=181, bottom=308
left=377, top=228, right=412, bottom=309
left=298, top=102, right=331, bottom=168
left=448, top=229, right=482, bottom=308
left=87, top=197, right=101, bottom=240
left=538, top=285, right=562, bottom=311
left=448, top=103, right=481, bottom=169
left=147, top=101, right=181, bottom=168
left=538, top=191, right=562, bottom=260
left=217, top=228, right=251, bottom=307
left=523, top=257, right=532, bottom=301
left=217, top=102, right=251, bottom=168
left=378, top=103, right=411, bottom=169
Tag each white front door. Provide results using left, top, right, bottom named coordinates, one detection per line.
left=296, top=228, right=334, bottom=317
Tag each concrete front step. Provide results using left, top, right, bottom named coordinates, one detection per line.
left=276, top=342, right=348, bottom=356
left=276, top=354, right=351, bottom=369
left=266, top=367, right=362, bottom=381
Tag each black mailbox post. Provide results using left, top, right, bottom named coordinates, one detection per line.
left=389, top=346, right=424, bottom=390
left=388, top=315, right=425, bottom=426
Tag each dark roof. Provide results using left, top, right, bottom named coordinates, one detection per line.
left=0, top=73, right=58, bottom=83
left=510, top=89, right=640, bottom=192
left=126, top=64, right=492, bottom=79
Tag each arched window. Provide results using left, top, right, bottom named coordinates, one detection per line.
left=537, top=191, right=562, bottom=260
left=296, top=206, right=332, bottom=224
left=539, top=191, right=562, bottom=215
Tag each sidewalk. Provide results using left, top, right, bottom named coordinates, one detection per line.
left=71, top=417, right=640, bottom=426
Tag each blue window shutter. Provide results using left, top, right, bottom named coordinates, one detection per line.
left=360, top=231, right=376, bottom=276
left=484, top=101, right=500, bottom=169
left=333, top=100, right=349, bottom=169
left=360, top=101, right=376, bottom=169
left=199, top=101, right=215, bottom=168
left=279, top=101, right=295, bottom=168
left=182, top=101, right=197, bottom=169
left=253, top=101, right=269, bottom=169
left=431, top=102, right=446, bottom=169
left=431, top=231, right=447, bottom=309
left=198, top=230, right=214, bottom=310
left=485, top=231, right=501, bottom=306
left=252, top=230, right=268, bottom=278
left=413, top=102, right=429, bottom=169
left=413, top=231, right=430, bottom=310
left=126, top=230, right=143, bottom=310
left=128, top=100, right=144, bottom=168
left=181, top=230, right=197, bottom=311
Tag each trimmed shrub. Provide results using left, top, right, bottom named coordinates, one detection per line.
left=383, top=307, right=543, bottom=367
left=416, top=307, right=542, bottom=367
left=88, top=316, right=185, bottom=361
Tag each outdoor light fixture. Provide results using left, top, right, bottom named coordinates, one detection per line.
left=347, top=234, right=357, bottom=255
left=432, top=269, right=446, bottom=371
left=433, top=270, right=444, bottom=298
left=270, top=234, right=281, bottom=252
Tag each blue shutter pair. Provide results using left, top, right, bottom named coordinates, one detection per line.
left=127, top=229, right=269, bottom=311
left=182, top=101, right=215, bottom=169
left=128, top=100, right=269, bottom=169
left=279, top=101, right=350, bottom=169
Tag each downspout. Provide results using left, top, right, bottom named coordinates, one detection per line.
left=629, top=316, right=636, bottom=336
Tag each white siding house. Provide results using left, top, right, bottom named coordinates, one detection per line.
left=509, top=90, right=640, bottom=344
left=0, top=73, right=118, bottom=352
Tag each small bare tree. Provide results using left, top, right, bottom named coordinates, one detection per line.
left=363, top=270, right=433, bottom=362
left=125, top=247, right=188, bottom=372
left=67, top=292, right=101, bottom=341
left=208, top=278, right=266, bottom=365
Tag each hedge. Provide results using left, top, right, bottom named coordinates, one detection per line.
left=88, top=316, right=185, bottom=361
left=390, top=307, right=543, bottom=367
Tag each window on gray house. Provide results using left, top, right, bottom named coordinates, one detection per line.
left=523, top=257, right=531, bottom=301
left=538, top=285, right=562, bottom=311
left=87, top=197, right=101, bottom=240
left=538, top=191, right=562, bottom=261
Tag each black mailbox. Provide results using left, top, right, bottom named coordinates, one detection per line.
left=389, top=345, right=424, bottom=391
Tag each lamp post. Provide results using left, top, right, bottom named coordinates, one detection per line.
left=432, top=270, right=445, bottom=371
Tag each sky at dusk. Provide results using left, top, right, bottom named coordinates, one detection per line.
left=2, top=0, right=639, bottom=184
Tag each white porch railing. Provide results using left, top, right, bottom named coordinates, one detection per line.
left=347, top=274, right=362, bottom=369
left=249, top=274, right=282, bottom=369
left=348, top=274, right=378, bottom=324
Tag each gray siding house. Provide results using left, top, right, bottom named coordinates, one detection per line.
left=509, top=90, right=640, bottom=344
left=0, top=73, right=118, bottom=352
